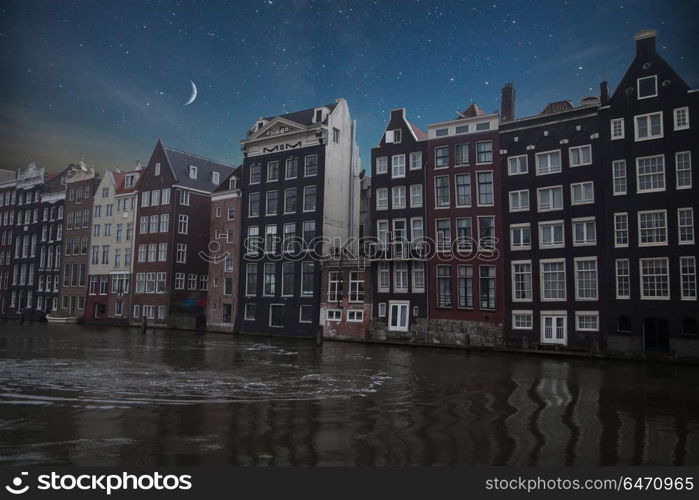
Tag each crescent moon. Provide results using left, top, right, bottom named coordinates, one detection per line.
left=185, top=80, right=197, bottom=106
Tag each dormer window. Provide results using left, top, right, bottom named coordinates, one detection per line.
left=155, top=162, right=160, bottom=175
left=229, top=177, right=238, bottom=190
left=188, top=166, right=198, bottom=180
left=212, top=171, right=220, bottom=185
left=314, top=109, right=323, bottom=123
left=637, top=75, right=657, bottom=99
left=257, top=122, right=264, bottom=130
left=125, top=174, right=135, bottom=188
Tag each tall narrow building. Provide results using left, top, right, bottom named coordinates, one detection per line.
left=599, top=30, right=698, bottom=354
left=130, top=140, right=235, bottom=328
left=0, top=169, right=17, bottom=315
left=236, top=99, right=360, bottom=337
left=369, top=108, right=428, bottom=337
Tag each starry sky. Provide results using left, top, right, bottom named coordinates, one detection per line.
left=1, top=0, right=697, bottom=175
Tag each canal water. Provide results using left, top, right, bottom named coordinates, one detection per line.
left=0, top=322, right=697, bottom=466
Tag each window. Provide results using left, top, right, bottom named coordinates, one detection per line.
left=228, top=177, right=237, bottom=190
left=158, top=242, right=167, bottom=262
left=154, top=162, right=161, bottom=175
left=141, top=191, right=150, bottom=208
left=263, top=263, right=276, bottom=296
left=456, top=218, right=472, bottom=251
left=409, top=151, right=422, bottom=170
left=640, top=257, right=669, bottom=299
left=571, top=182, right=594, bottom=205
left=393, top=262, right=408, bottom=292
left=683, top=318, right=698, bottom=336
left=376, top=188, right=388, bottom=211
left=676, top=152, right=692, bottom=189
left=161, top=188, right=170, bottom=204
left=159, top=214, right=169, bottom=232
left=437, top=265, right=452, bottom=308
left=282, top=223, right=296, bottom=253
left=327, top=309, right=342, bottom=322
left=680, top=256, right=697, bottom=300
left=455, top=143, right=469, bottom=165
left=147, top=244, right=156, bottom=262
left=244, top=303, right=256, bottom=321
left=284, top=188, right=297, bottom=214
left=249, top=164, right=261, bottom=184
left=245, top=263, right=257, bottom=296
left=435, top=176, right=449, bottom=208
left=616, top=259, right=630, bottom=299
left=265, top=225, right=277, bottom=253
left=612, top=160, right=627, bottom=195
left=302, top=221, right=316, bottom=247
left=411, top=217, right=424, bottom=242
left=510, top=224, right=531, bottom=250
left=476, top=171, right=493, bottom=206
left=151, top=190, right=160, bottom=206
left=436, top=219, right=451, bottom=251
left=508, top=155, right=528, bottom=175
left=677, top=207, right=694, bottom=244
left=569, top=145, right=592, bottom=167
left=509, top=190, right=529, bottom=212
left=638, top=210, right=667, bottom=246
left=614, top=213, right=629, bottom=247
left=636, top=155, right=665, bottom=192
left=227, top=205, right=235, bottom=220
left=512, top=261, right=532, bottom=302
left=674, top=107, right=689, bottom=130
left=478, top=265, right=496, bottom=310
left=435, top=146, right=449, bottom=168
left=149, top=215, right=158, bottom=233
left=541, top=259, right=566, bottom=301
left=179, top=190, right=190, bottom=206
left=572, top=217, right=596, bottom=246
left=332, top=127, right=340, bottom=143
left=537, top=186, right=563, bottom=211
left=301, top=262, right=314, bottom=296
left=611, top=118, right=624, bottom=140
left=299, top=305, right=314, bottom=323
left=637, top=75, right=657, bottom=99
left=303, top=185, right=316, bottom=212
left=455, top=125, right=469, bottom=134
left=392, top=154, right=405, bottom=178
left=454, top=174, right=471, bottom=207
left=539, top=221, right=564, bottom=249
left=476, top=141, right=492, bottom=163
left=410, top=184, right=423, bottom=208
left=536, top=150, right=561, bottom=175
left=412, top=262, right=425, bottom=292
left=347, top=310, right=364, bottom=323
left=176, top=243, right=186, bottom=263
left=376, top=156, right=388, bottom=175
left=575, top=258, right=598, bottom=300
left=349, top=271, right=364, bottom=302
left=635, top=112, right=663, bottom=141
left=327, top=271, right=341, bottom=302
left=304, top=155, right=318, bottom=177
left=378, top=262, right=390, bottom=292
left=178, top=214, right=189, bottom=234
left=576, top=312, right=599, bottom=331
left=478, top=216, right=495, bottom=250
left=266, top=190, right=278, bottom=216
left=457, top=265, right=472, bottom=308
left=248, top=192, right=260, bottom=217
left=435, top=128, right=448, bottom=137
left=392, top=186, right=406, bottom=209
left=285, top=157, right=298, bottom=179
left=267, top=161, right=279, bottom=182
left=512, top=311, right=533, bottom=330
left=269, top=304, right=284, bottom=327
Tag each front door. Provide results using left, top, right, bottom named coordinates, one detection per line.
left=541, top=314, right=567, bottom=345
left=643, top=317, right=669, bottom=352
left=388, top=301, right=409, bottom=332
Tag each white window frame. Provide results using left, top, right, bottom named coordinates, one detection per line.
left=680, top=256, right=697, bottom=301
left=392, top=186, right=406, bottom=209
left=509, top=189, right=529, bottom=212
left=538, top=220, right=565, bottom=249
left=410, top=184, right=423, bottom=208
left=615, top=259, right=631, bottom=300
left=536, top=185, right=563, bottom=212
left=678, top=207, right=695, bottom=245
left=639, top=257, right=670, bottom=300
left=511, top=260, right=533, bottom=303
left=326, top=309, right=342, bottom=322
left=614, top=212, right=629, bottom=248
left=535, top=149, right=562, bottom=176
left=376, top=188, right=388, bottom=211
left=572, top=217, right=596, bottom=247
left=512, top=310, right=533, bottom=330
left=391, top=154, right=406, bottom=178
left=638, top=209, right=668, bottom=247
left=476, top=170, right=494, bottom=207
left=510, top=223, right=531, bottom=251
left=675, top=151, right=692, bottom=189
left=347, top=310, right=364, bottom=323
left=637, top=75, right=657, bottom=100
left=635, top=154, right=665, bottom=193
left=540, top=258, right=566, bottom=302
left=610, top=118, right=625, bottom=140
left=376, top=156, right=388, bottom=175
left=674, top=107, right=690, bottom=131
left=575, top=311, right=599, bottom=332
left=507, top=155, right=528, bottom=176
left=574, top=257, right=598, bottom=301
left=634, top=111, right=663, bottom=141
left=570, top=181, right=594, bottom=205
left=612, top=160, right=627, bottom=195
left=409, top=151, right=422, bottom=170
left=568, top=144, right=592, bottom=167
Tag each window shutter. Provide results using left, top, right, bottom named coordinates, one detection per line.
left=385, top=130, right=394, bottom=143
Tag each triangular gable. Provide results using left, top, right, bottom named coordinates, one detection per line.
left=251, top=117, right=305, bottom=140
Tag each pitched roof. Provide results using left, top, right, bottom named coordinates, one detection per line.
left=163, top=145, right=236, bottom=193
left=461, top=103, right=488, bottom=118
left=265, top=102, right=338, bottom=126
left=407, top=121, right=427, bottom=140
left=212, top=166, right=242, bottom=194
left=540, top=100, right=575, bottom=115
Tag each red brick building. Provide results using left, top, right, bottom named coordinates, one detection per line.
left=320, top=259, right=372, bottom=339
left=206, top=171, right=241, bottom=332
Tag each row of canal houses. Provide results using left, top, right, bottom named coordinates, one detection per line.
left=0, top=30, right=696, bottom=357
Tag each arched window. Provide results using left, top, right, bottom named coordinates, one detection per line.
left=617, top=316, right=631, bottom=333
left=682, top=318, right=698, bottom=336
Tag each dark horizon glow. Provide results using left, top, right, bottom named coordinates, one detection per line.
left=1, top=0, right=697, bottom=175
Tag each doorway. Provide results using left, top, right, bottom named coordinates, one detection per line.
left=643, top=317, right=669, bottom=352
left=388, top=301, right=409, bottom=332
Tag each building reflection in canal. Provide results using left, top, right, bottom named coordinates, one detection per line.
left=0, top=323, right=697, bottom=465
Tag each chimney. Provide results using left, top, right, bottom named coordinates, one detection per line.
left=500, top=83, right=515, bottom=122
left=600, top=81, right=609, bottom=106
left=634, top=29, right=657, bottom=56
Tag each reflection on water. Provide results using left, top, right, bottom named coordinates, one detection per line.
left=0, top=322, right=697, bottom=466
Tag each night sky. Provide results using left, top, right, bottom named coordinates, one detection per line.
left=1, top=0, right=697, bottom=175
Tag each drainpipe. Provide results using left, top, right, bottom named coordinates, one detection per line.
left=348, top=119, right=357, bottom=243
